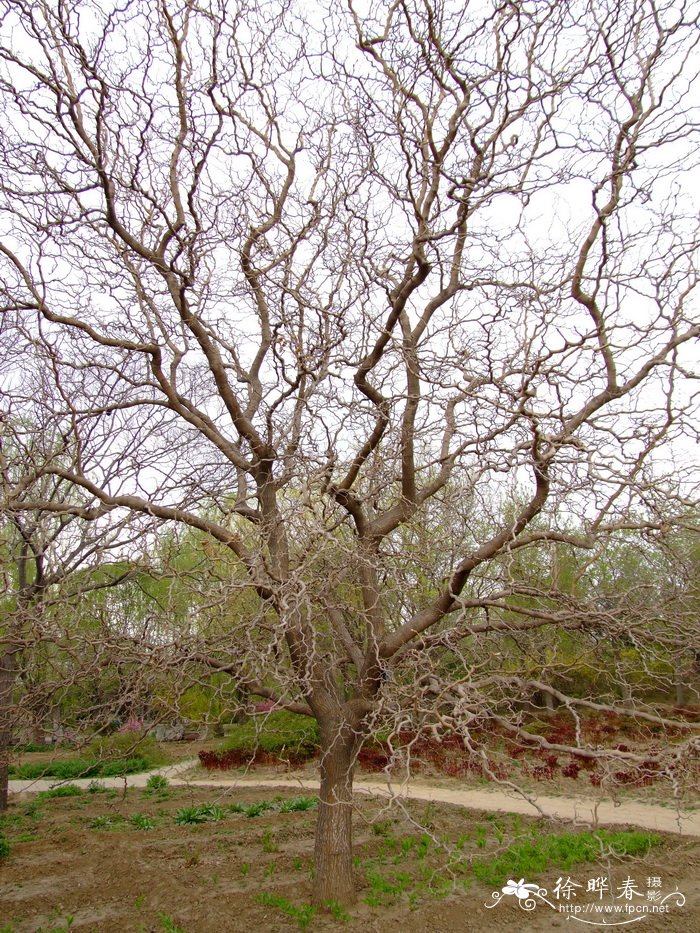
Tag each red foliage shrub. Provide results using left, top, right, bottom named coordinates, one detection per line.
left=561, top=761, right=580, bottom=779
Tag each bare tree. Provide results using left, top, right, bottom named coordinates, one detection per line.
left=0, top=0, right=699, bottom=904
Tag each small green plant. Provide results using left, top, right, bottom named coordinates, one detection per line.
left=277, top=795, right=318, bottom=813
left=364, top=867, right=413, bottom=906
left=261, top=828, right=278, bottom=853
left=240, top=862, right=251, bottom=876
left=23, top=800, right=42, bottom=819
left=472, top=829, right=660, bottom=887
left=416, top=834, right=431, bottom=859
left=87, top=780, right=107, bottom=794
left=174, top=803, right=226, bottom=825
left=199, top=803, right=226, bottom=821
left=146, top=773, right=169, bottom=792
left=257, top=893, right=316, bottom=932
left=36, top=784, right=83, bottom=801
left=323, top=900, right=350, bottom=922
left=89, top=815, right=115, bottom=829
left=37, top=913, right=74, bottom=933
left=292, top=856, right=304, bottom=871
left=0, top=834, right=10, bottom=859
left=174, top=806, right=209, bottom=825
left=243, top=800, right=273, bottom=818
left=371, top=818, right=394, bottom=837
left=158, top=914, right=189, bottom=933
left=130, top=813, right=156, bottom=830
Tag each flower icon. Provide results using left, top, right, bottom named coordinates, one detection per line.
left=502, top=879, right=540, bottom=900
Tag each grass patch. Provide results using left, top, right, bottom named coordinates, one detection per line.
left=257, top=892, right=315, bottom=932
left=472, top=829, right=660, bottom=887
left=11, top=732, right=165, bottom=780
left=201, top=711, right=319, bottom=768
left=36, top=784, right=83, bottom=801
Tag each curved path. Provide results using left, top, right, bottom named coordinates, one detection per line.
left=9, top=761, right=700, bottom=836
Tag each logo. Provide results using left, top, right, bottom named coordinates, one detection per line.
left=485, top=874, right=686, bottom=926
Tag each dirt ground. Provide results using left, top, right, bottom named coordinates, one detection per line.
left=2, top=780, right=699, bottom=933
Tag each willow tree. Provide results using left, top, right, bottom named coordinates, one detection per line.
left=1, top=0, right=699, bottom=904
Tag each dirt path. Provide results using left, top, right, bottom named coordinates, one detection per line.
left=9, top=762, right=700, bottom=836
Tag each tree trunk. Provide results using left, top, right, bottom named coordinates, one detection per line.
left=312, top=724, right=358, bottom=906
left=0, top=652, right=16, bottom=812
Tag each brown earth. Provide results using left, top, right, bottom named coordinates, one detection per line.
left=1, top=780, right=699, bottom=933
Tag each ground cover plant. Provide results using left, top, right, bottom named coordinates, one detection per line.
left=9, top=734, right=167, bottom=781
left=199, top=712, right=320, bottom=771
left=0, top=784, right=696, bottom=932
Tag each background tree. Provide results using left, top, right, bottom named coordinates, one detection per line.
left=0, top=0, right=699, bottom=904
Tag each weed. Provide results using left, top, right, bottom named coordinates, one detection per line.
left=263, top=862, right=277, bottom=878
left=145, top=774, right=169, bottom=793
left=323, top=900, right=350, bottom=922
left=240, top=862, right=251, bottom=876
left=365, top=867, right=413, bottom=906
left=130, top=814, right=156, bottom=830
left=243, top=800, right=273, bottom=818
left=416, top=834, right=431, bottom=860
left=277, top=795, right=318, bottom=813
left=292, top=856, right=304, bottom=871
left=261, top=828, right=278, bottom=853
left=0, top=834, right=10, bottom=859
left=87, top=781, right=107, bottom=794
left=36, top=784, right=83, bottom=801
left=257, top=892, right=316, bottom=932
left=89, top=815, right=116, bottom=830
left=134, top=894, right=146, bottom=910
left=174, top=806, right=209, bottom=825
left=158, top=914, right=189, bottom=933
left=199, top=803, right=226, bottom=821
left=372, top=818, right=393, bottom=837
left=472, top=829, right=660, bottom=887
left=35, top=913, right=74, bottom=932
left=14, top=832, right=39, bottom=843
left=23, top=800, right=42, bottom=819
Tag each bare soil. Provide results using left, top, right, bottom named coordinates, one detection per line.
left=2, top=781, right=699, bottom=933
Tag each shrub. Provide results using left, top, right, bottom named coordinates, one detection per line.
left=10, top=754, right=153, bottom=780
left=11, top=759, right=100, bottom=780
left=201, top=711, right=319, bottom=769
left=88, top=732, right=165, bottom=768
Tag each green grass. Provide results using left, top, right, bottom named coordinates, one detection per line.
left=158, top=914, right=189, bottom=933
left=36, top=784, right=83, bottom=801
left=220, top=711, right=319, bottom=758
left=256, top=893, right=315, bottom=932
left=471, top=829, right=660, bottom=887
left=11, top=733, right=166, bottom=780
left=130, top=814, right=156, bottom=830
left=10, top=756, right=152, bottom=780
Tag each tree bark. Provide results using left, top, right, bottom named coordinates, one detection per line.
left=312, top=723, right=358, bottom=906
left=0, top=651, right=17, bottom=812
